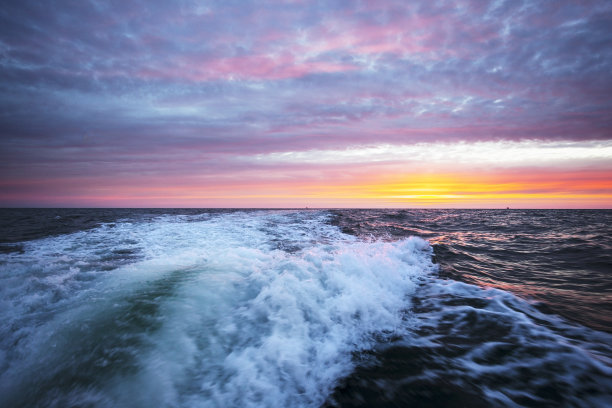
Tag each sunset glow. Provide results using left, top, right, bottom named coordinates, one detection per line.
left=1, top=1, right=611, bottom=208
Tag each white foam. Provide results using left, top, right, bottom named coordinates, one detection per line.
left=0, top=211, right=437, bottom=407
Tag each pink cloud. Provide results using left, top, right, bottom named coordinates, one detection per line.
left=135, top=53, right=357, bottom=81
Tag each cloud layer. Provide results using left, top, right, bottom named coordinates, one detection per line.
left=1, top=0, right=611, bottom=207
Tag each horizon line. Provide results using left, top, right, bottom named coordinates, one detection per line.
left=2, top=207, right=611, bottom=210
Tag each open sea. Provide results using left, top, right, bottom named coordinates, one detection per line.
left=0, top=209, right=610, bottom=407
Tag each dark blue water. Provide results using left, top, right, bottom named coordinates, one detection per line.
left=0, top=209, right=610, bottom=407
left=331, top=209, right=612, bottom=333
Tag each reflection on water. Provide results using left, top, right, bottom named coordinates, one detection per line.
left=331, top=209, right=612, bottom=333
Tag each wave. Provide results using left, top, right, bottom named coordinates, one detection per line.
left=0, top=211, right=436, bottom=407
left=0, top=210, right=610, bottom=407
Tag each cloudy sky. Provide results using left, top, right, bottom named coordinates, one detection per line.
left=1, top=0, right=611, bottom=207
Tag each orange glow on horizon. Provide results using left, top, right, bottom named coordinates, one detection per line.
left=3, top=167, right=610, bottom=208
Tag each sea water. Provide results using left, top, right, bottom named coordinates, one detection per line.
left=0, top=209, right=610, bottom=407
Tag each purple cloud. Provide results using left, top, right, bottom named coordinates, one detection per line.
left=0, top=0, right=611, bottom=205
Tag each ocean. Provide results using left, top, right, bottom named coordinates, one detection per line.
left=0, top=209, right=610, bottom=407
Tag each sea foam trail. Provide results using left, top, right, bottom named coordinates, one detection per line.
left=0, top=211, right=436, bottom=408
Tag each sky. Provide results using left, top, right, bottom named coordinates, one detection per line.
left=0, top=0, right=611, bottom=208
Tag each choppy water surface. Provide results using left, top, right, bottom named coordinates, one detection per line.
left=0, top=209, right=610, bottom=407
